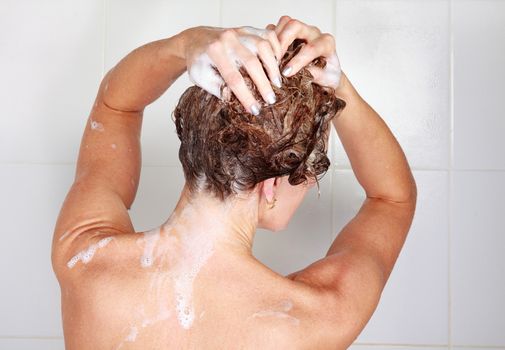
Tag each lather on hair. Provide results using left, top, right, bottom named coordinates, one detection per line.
left=173, top=38, right=347, bottom=200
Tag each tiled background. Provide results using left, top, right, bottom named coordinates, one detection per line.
left=0, top=0, right=503, bottom=349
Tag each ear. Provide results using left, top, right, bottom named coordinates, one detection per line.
left=262, top=177, right=277, bottom=202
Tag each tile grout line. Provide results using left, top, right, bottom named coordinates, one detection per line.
left=0, top=337, right=504, bottom=349
left=352, top=342, right=505, bottom=349
left=0, top=336, right=503, bottom=348
left=352, top=343, right=447, bottom=348
left=101, top=0, right=107, bottom=78
left=0, top=336, right=64, bottom=340
left=448, top=0, right=454, bottom=348
left=330, top=0, right=338, bottom=242
left=2, top=162, right=505, bottom=172
left=330, top=131, right=336, bottom=242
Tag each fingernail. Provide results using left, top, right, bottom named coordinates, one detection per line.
left=251, top=103, right=260, bottom=116
left=282, top=66, right=292, bottom=76
left=273, top=76, right=282, bottom=88
left=266, top=92, right=276, bottom=104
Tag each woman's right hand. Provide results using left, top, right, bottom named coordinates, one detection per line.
left=182, top=25, right=284, bottom=115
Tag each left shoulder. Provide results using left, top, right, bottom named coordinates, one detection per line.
left=52, top=229, right=142, bottom=283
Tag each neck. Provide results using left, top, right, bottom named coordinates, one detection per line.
left=160, top=184, right=259, bottom=258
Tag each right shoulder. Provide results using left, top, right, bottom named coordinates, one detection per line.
left=283, top=252, right=385, bottom=349
left=279, top=272, right=360, bottom=350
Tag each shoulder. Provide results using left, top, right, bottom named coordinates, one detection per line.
left=52, top=229, right=143, bottom=284
left=240, top=269, right=352, bottom=350
left=283, top=270, right=369, bottom=349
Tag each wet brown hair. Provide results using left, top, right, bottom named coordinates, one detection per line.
left=173, top=39, right=346, bottom=200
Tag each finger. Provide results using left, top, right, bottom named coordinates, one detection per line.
left=254, top=37, right=282, bottom=89
left=265, top=23, right=276, bottom=31
left=233, top=37, right=277, bottom=105
left=238, top=26, right=281, bottom=63
left=207, top=40, right=260, bottom=115
left=238, top=25, right=282, bottom=74
left=282, top=33, right=336, bottom=77
left=277, top=19, right=320, bottom=61
left=263, top=29, right=283, bottom=63
left=274, top=15, right=291, bottom=36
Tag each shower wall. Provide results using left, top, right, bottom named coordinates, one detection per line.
left=0, top=0, right=503, bottom=348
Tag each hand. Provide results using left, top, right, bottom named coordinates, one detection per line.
left=266, top=16, right=343, bottom=90
left=182, top=26, right=283, bottom=115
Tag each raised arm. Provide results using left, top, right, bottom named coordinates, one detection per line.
left=320, top=71, right=416, bottom=346
left=272, top=16, right=416, bottom=346
left=51, top=33, right=188, bottom=276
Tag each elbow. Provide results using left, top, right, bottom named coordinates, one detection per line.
left=397, top=171, right=417, bottom=204
left=367, top=171, right=418, bottom=205
left=396, top=173, right=417, bottom=205
left=405, top=171, right=418, bottom=205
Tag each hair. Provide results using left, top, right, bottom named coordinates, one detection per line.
left=173, top=38, right=346, bottom=200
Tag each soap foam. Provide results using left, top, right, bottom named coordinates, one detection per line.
left=172, top=242, right=214, bottom=330
left=141, top=304, right=171, bottom=328
left=90, top=119, right=104, bottom=132
left=188, top=52, right=225, bottom=99
left=239, top=26, right=270, bottom=39
left=249, top=298, right=299, bottom=326
left=238, top=36, right=258, bottom=55
left=138, top=228, right=160, bottom=268
left=125, top=326, right=138, bottom=342
left=66, top=237, right=113, bottom=269
left=250, top=309, right=300, bottom=326
left=187, top=27, right=276, bottom=99
left=308, top=52, right=342, bottom=88
left=170, top=205, right=217, bottom=330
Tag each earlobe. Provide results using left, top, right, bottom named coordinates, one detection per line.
left=262, top=177, right=276, bottom=202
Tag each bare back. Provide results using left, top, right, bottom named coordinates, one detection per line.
left=57, top=230, right=339, bottom=350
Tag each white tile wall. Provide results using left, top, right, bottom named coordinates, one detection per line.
left=453, top=0, right=505, bottom=170
left=0, top=338, right=64, bottom=350
left=453, top=348, right=505, bottom=350
left=0, top=0, right=103, bottom=164
left=349, top=347, right=447, bottom=350
left=1, top=0, right=504, bottom=348
left=451, top=171, right=505, bottom=346
left=334, top=0, right=451, bottom=170
left=221, top=0, right=334, bottom=34
left=128, top=166, right=186, bottom=231
left=0, top=164, right=73, bottom=337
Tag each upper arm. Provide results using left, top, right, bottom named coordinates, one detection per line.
left=287, top=195, right=417, bottom=345
left=51, top=72, right=143, bottom=278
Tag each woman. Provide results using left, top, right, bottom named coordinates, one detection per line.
left=52, top=16, right=417, bottom=350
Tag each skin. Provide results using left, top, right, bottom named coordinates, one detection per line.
left=52, top=16, right=417, bottom=350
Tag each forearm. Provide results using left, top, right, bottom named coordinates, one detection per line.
left=332, top=73, right=416, bottom=203
left=101, top=32, right=187, bottom=112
